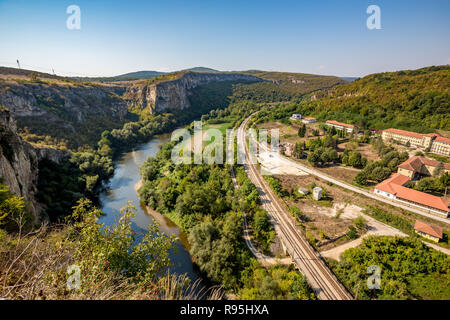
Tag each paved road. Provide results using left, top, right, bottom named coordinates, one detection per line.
left=238, top=116, right=353, bottom=300
left=253, top=127, right=450, bottom=226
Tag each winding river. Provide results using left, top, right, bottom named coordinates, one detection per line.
left=98, top=133, right=201, bottom=282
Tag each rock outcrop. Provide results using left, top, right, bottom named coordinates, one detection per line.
left=124, top=72, right=262, bottom=113
left=0, top=81, right=128, bottom=123
left=0, top=107, right=69, bottom=224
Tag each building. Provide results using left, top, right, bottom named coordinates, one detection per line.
left=397, top=156, right=450, bottom=179
left=382, top=128, right=450, bottom=156
left=414, top=220, right=443, bottom=242
left=280, top=142, right=295, bottom=157
left=290, top=114, right=302, bottom=121
left=325, top=120, right=355, bottom=133
left=382, top=128, right=430, bottom=149
left=313, top=187, right=322, bottom=200
left=430, top=136, right=450, bottom=156
left=301, top=117, right=317, bottom=124
left=374, top=173, right=450, bottom=217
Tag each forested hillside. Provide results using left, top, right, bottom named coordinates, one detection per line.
left=233, top=70, right=346, bottom=102
left=299, top=65, right=450, bottom=132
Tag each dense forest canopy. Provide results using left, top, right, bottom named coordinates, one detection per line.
left=329, top=236, right=450, bottom=300
left=300, top=65, right=450, bottom=132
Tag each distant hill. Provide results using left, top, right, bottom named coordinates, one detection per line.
left=181, top=67, right=220, bottom=73
left=340, top=77, right=359, bottom=82
left=300, top=65, right=450, bottom=132
left=75, top=67, right=221, bottom=82
left=115, top=70, right=166, bottom=79
left=229, top=70, right=346, bottom=102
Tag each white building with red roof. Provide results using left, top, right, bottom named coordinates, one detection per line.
left=325, top=120, right=355, bottom=133
left=301, top=116, right=316, bottom=124
left=382, top=128, right=450, bottom=156
left=374, top=172, right=450, bottom=217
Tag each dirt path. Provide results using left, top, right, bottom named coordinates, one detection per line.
left=321, top=210, right=406, bottom=261
left=230, top=168, right=292, bottom=267
left=320, top=208, right=450, bottom=260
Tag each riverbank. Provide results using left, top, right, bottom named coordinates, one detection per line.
left=98, top=133, right=200, bottom=281
left=135, top=179, right=191, bottom=249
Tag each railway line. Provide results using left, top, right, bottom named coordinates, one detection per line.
left=237, top=116, right=353, bottom=300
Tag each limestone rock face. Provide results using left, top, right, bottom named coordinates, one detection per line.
left=0, top=108, right=69, bottom=224
left=125, top=72, right=262, bottom=113
left=0, top=82, right=128, bottom=123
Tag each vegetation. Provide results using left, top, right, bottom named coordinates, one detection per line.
left=235, top=166, right=274, bottom=253
left=328, top=236, right=450, bottom=300
left=239, top=263, right=315, bottom=300
left=408, top=172, right=450, bottom=197
left=354, top=139, right=409, bottom=186
left=235, top=71, right=345, bottom=102
left=303, top=66, right=449, bottom=132
left=363, top=206, right=414, bottom=235
left=250, top=66, right=449, bottom=132
left=0, top=199, right=217, bottom=300
left=137, top=136, right=313, bottom=298
left=0, top=182, right=33, bottom=232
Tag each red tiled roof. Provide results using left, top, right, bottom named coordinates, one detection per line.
left=398, top=156, right=450, bottom=171
left=383, top=128, right=425, bottom=139
left=424, top=133, right=440, bottom=138
left=398, top=157, right=425, bottom=171
left=383, top=128, right=449, bottom=144
left=303, top=117, right=316, bottom=120
left=414, top=220, right=443, bottom=239
left=326, top=120, right=354, bottom=128
left=435, top=136, right=450, bottom=144
left=375, top=173, right=411, bottom=193
left=375, top=176, right=450, bottom=213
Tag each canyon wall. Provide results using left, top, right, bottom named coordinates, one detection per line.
left=124, top=72, right=262, bottom=113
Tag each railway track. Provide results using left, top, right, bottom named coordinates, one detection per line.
left=238, top=116, right=353, bottom=300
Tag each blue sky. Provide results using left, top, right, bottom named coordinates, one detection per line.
left=0, top=0, right=449, bottom=77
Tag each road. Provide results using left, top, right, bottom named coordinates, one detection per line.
left=237, top=116, right=353, bottom=300
left=252, top=124, right=450, bottom=226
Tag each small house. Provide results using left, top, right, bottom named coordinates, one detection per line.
left=302, top=117, right=317, bottom=124
left=414, top=220, right=443, bottom=242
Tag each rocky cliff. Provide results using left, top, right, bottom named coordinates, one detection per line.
left=0, top=107, right=69, bottom=224
left=124, top=72, right=262, bottom=113
left=0, top=80, right=127, bottom=123
left=0, top=67, right=129, bottom=149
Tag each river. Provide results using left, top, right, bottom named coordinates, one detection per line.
left=98, top=133, right=201, bottom=282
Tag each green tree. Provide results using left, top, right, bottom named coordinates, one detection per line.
left=298, top=124, right=306, bottom=138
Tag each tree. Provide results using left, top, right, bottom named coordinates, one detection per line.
left=323, top=135, right=337, bottom=149
left=298, top=124, right=306, bottom=138
left=188, top=220, right=237, bottom=288
left=353, top=216, right=367, bottom=231
left=354, top=171, right=368, bottom=185
left=140, top=157, right=159, bottom=181
left=307, top=150, right=321, bottom=166
left=348, top=151, right=364, bottom=168
left=371, top=166, right=391, bottom=182
left=433, top=162, right=444, bottom=177
left=293, top=142, right=304, bottom=159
